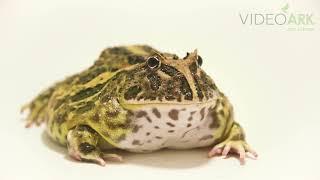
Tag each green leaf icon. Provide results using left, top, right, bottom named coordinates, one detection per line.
left=281, top=3, right=289, bottom=13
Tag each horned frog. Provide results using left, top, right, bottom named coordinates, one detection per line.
left=22, top=45, right=257, bottom=166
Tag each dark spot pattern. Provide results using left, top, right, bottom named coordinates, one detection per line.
left=132, top=125, right=142, bottom=133
left=70, top=83, right=105, bottom=102
left=136, top=111, right=147, bottom=118
left=76, top=101, right=95, bottom=114
left=189, top=62, right=198, bottom=74
left=193, top=75, right=204, bottom=101
left=128, top=55, right=145, bottom=64
left=55, top=112, right=67, bottom=124
left=168, top=109, right=179, bottom=120
left=124, top=85, right=142, bottom=100
left=152, top=108, right=161, bottom=118
left=160, top=64, right=180, bottom=76
left=132, top=140, right=142, bottom=145
left=200, top=135, right=213, bottom=141
left=147, top=73, right=161, bottom=91
left=77, top=125, right=96, bottom=134
left=155, top=136, right=163, bottom=139
left=105, top=109, right=120, bottom=117
left=79, top=142, right=96, bottom=155
left=117, top=134, right=126, bottom=142
left=166, top=122, right=175, bottom=127
left=77, top=66, right=107, bottom=84
left=180, top=76, right=193, bottom=100
left=200, top=107, right=205, bottom=121
left=208, top=107, right=221, bottom=129
left=92, top=113, right=100, bottom=122
left=108, top=47, right=131, bottom=55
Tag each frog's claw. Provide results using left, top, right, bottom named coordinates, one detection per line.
left=102, top=153, right=123, bottom=162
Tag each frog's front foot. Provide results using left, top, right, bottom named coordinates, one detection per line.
left=208, top=139, right=257, bottom=165
left=67, top=125, right=123, bottom=166
left=68, top=145, right=123, bottom=166
left=208, top=123, right=258, bottom=165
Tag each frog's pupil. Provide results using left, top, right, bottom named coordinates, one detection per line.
left=197, top=55, right=203, bottom=66
left=147, top=57, right=160, bottom=69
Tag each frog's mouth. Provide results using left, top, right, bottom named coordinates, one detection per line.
left=121, top=98, right=217, bottom=109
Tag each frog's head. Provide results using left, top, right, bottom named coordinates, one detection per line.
left=109, top=50, right=219, bottom=105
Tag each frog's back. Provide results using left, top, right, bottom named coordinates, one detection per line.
left=23, top=45, right=164, bottom=144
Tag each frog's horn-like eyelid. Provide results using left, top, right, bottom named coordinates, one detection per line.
left=187, top=49, right=198, bottom=61
left=150, top=49, right=166, bottom=60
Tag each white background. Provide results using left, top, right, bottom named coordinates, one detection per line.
left=1, top=0, right=320, bottom=180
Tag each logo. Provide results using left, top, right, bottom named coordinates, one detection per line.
left=239, top=3, right=317, bottom=31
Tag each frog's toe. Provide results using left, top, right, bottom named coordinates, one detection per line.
left=102, top=153, right=123, bottom=162
left=208, top=140, right=258, bottom=165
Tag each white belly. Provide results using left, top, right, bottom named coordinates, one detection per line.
left=117, top=102, right=218, bottom=152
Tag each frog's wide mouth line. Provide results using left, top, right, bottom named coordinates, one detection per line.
left=121, top=99, right=216, bottom=107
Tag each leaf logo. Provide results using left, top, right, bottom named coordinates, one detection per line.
left=281, top=3, right=289, bottom=13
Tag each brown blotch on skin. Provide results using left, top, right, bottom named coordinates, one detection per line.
left=155, top=136, right=163, bottom=139
left=154, top=126, right=160, bottom=129
left=132, top=140, right=142, bottom=145
left=55, top=112, right=67, bottom=124
left=146, top=132, right=151, bottom=136
left=124, top=85, right=142, bottom=100
left=147, top=140, right=152, bottom=143
left=117, top=134, right=126, bottom=142
left=132, top=125, right=143, bottom=133
left=146, top=116, right=152, bottom=123
left=168, top=109, right=179, bottom=120
left=136, top=111, right=147, bottom=118
left=166, top=122, right=175, bottom=127
left=188, top=116, right=193, bottom=121
left=219, top=109, right=225, bottom=116
left=200, top=107, right=205, bottom=121
left=168, top=130, right=175, bottom=133
left=106, top=110, right=119, bottom=117
left=152, top=108, right=161, bottom=118
left=230, top=133, right=245, bottom=141
left=208, top=108, right=220, bottom=129
left=209, top=117, right=220, bottom=129
left=187, top=123, right=192, bottom=127
left=92, top=113, right=100, bottom=122
left=200, top=135, right=214, bottom=141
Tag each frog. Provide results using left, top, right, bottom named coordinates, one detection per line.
left=22, top=45, right=257, bottom=166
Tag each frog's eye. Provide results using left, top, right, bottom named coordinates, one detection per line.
left=147, top=56, right=161, bottom=69
left=196, top=55, right=203, bottom=67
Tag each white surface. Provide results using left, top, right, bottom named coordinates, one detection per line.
left=1, top=0, right=320, bottom=180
